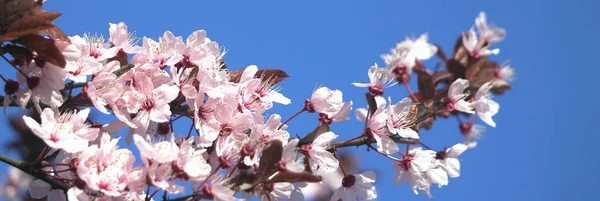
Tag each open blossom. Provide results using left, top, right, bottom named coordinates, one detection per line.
left=86, top=62, right=124, bottom=114
left=306, top=86, right=352, bottom=122
left=77, top=133, right=135, bottom=197
left=351, top=63, right=396, bottom=96
left=381, top=33, right=437, bottom=74
left=330, top=171, right=377, bottom=201
left=23, top=108, right=99, bottom=153
left=475, top=12, right=506, bottom=43
left=386, top=97, right=419, bottom=139
left=366, top=100, right=399, bottom=154
left=393, top=147, right=437, bottom=196
left=280, top=139, right=304, bottom=173
left=304, top=131, right=339, bottom=174
left=109, top=22, right=141, bottom=54
left=462, top=28, right=499, bottom=58
left=472, top=82, right=499, bottom=127
left=436, top=143, right=468, bottom=178
left=29, top=177, right=66, bottom=201
left=202, top=181, right=242, bottom=201
left=126, top=75, right=179, bottom=135
left=16, top=56, right=68, bottom=112
left=460, top=122, right=486, bottom=148
left=445, top=78, right=474, bottom=114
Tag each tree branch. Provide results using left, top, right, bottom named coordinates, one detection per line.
left=0, top=154, right=70, bottom=191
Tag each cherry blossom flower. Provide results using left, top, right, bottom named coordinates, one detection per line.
left=475, top=12, right=506, bottom=43
left=202, top=181, right=242, bottom=201
left=460, top=122, right=486, bottom=148
left=472, top=82, right=500, bottom=127
left=86, top=69, right=124, bottom=114
left=365, top=99, right=398, bottom=154
left=462, top=28, right=500, bottom=58
left=381, top=33, right=437, bottom=74
left=280, top=139, right=304, bottom=173
left=77, top=133, right=135, bottom=197
left=70, top=33, right=119, bottom=62
left=29, top=178, right=66, bottom=201
left=436, top=143, right=468, bottom=178
left=386, top=97, right=419, bottom=139
left=393, top=147, right=437, bottom=196
left=306, top=86, right=352, bottom=123
left=109, top=22, right=141, bottom=54
left=330, top=171, right=377, bottom=201
left=23, top=108, right=100, bottom=153
left=445, top=78, right=474, bottom=114
left=305, top=131, right=339, bottom=174
left=126, top=75, right=179, bottom=135
left=352, top=63, right=397, bottom=96
left=16, top=57, right=68, bottom=112
left=0, top=167, right=32, bottom=201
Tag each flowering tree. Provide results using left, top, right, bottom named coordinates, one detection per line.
left=0, top=1, right=514, bottom=201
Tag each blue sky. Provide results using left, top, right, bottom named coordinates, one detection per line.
left=1, top=0, right=599, bottom=201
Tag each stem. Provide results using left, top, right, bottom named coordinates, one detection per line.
left=0, top=73, right=7, bottom=82
left=278, top=108, right=306, bottom=129
left=403, top=78, right=420, bottom=104
left=418, top=140, right=436, bottom=151
left=0, top=154, right=70, bottom=191
left=194, top=166, right=220, bottom=191
left=366, top=143, right=402, bottom=161
left=36, top=146, right=49, bottom=162
left=0, top=53, right=28, bottom=78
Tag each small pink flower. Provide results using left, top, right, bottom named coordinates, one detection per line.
left=445, top=78, right=474, bottom=114
left=330, top=171, right=377, bottom=201
left=23, top=108, right=99, bottom=153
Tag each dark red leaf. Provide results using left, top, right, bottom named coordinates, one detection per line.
left=3, top=15, right=55, bottom=39
left=417, top=70, right=435, bottom=101
left=228, top=67, right=245, bottom=83
left=15, top=34, right=66, bottom=68
left=365, top=92, right=378, bottom=116
left=267, top=171, right=322, bottom=183
left=256, top=140, right=283, bottom=183
left=299, top=123, right=330, bottom=146
left=255, top=69, right=290, bottom=85
left=1, top=43, right=33, bottom=64
left=41, top=26, right=70, bottom=43
left=432, top=71, right=453, bottom=86
left=446, top=59, right=465, bottom=79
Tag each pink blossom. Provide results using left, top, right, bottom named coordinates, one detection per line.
left=446, top=78, right=474, bottom=114
left=381, top=33, right=437, bottom=74
left=472, top=82, right=500, bottom=127
left=330, top=171, right=377, bottom=201
left=306, top=131, right=339, bottom=174
left=109, top=22, right=141, bottom=54
left=386, top=97, right=419, bottom=139
left=23, top=108, right=99, bottom=153
left=352, top=63, right=396, bottom=96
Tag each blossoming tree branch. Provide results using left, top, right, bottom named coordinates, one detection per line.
left=0, top=1, right=514, bottom=201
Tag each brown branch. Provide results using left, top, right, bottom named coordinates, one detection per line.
left=0, top=153, right=70, bottom=191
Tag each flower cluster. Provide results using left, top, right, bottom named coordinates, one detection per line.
left=0, top=8, right=513, bottom=201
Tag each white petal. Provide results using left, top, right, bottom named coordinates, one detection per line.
left=29, top=179, right=51, bottom=199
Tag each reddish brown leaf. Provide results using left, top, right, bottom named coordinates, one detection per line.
left=464, top=56, right=489, bottom=81
left=417, top=70, right=435, bottom=101
left=228, top=68, right=246, bottom=83
left=365, top=92, right=378, bottom=116
left=432, top=71, right=453, bottom=86
left=15, top=34, right=66, bottom=68
left=255, top=69, right=290, bottom=85
left=3, top=15, right=55, bottom=39
left=299, top=123, right=330, bottom=146
left=256, top=140, right=283, bottom=183
left=0, top=0, right=37, bottom=33
left=446, top=59, right=465, bottom=79
left=40, top=26, right=70, bottom=43
left=1, top=44, right=33, bottom=64
left=267, top=171, right=322, bottom=183
left=37, top=11, right=61, bottom=22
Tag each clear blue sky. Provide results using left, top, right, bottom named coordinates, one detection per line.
left=1, top=0, right=598, bottom=201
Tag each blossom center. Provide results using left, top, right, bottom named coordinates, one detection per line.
left=142, top=99, right=155, bottom=111
left=219, top=124, right=233, bottom=136
left=342, top=174, right=356, bottom=188
left=399, top=155, right=414, bottom=171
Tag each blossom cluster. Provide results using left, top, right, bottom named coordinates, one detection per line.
left=0, top=10, right=514, bottom=201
